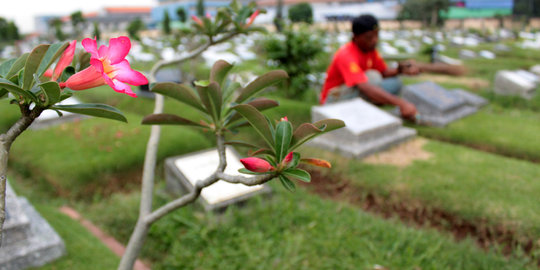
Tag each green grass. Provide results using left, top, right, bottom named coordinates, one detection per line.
left=76, top=183, right=532, bottom=270
left=306, top=139, right=540, bottom=238
left=411, top=106, right=540, bottom=161
left=9, top=112, right=212, bottom=198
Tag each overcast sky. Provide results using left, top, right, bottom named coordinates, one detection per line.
left=0, top=0, right=155, bottom=33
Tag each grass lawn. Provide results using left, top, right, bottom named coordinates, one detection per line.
left=303, top=139, right=540, bottom=240
left=73, top=182, right=533, bottom=270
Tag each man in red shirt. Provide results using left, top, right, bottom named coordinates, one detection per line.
left=321, top=14, right=419, bottom=120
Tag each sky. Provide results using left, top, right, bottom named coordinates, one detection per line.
left=0, top=0, right=155, bottom=33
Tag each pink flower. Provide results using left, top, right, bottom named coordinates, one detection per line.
left=240, top=157, right=274, bottom=173
left=64, top=36, right=148, bottom=97
left=245, top=10, right=260, bottom=27
left=44, top=40, right=76, bottom=81
left=192, top=15, right=203, bottom=26
left=280, top=116, right=288, bottom=122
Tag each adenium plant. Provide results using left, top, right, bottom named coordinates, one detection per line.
left=0, top=36, right=147, bottom=240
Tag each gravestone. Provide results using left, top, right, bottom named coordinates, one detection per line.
left=434, top=54, right=463, bottom=66
left=402, top=81, right=477, bottom=126
left=494, top=70, right=536, bottom=99
left=479, top=50, right=495, bottom=59
left=30, top=97, right=85, bottom=130
left=309, top=98, right=416, bottom=158
left=530, top=65, right=540, bottom=76
left=0, top=182, right=65, bottom=269
left=165, top=147, right=271, bottom=211
left=514, top=70, right=540, bottom=85
left=459, top=49, right=477, bottom=59
left=451, top=89, right=488, bottom=107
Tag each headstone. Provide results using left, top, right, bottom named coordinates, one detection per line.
left=30, top=97, right=85, bottom=130
left=0, top=182, right=65, bottom=269
left=494, top=44, right=510, bottom=52
left=479, top=50, right=495, bottom=59
left=451, top=89, right=488, bottom=107
left=309, top=98, right=416, bottom=158
left=434, top=54, right=463, bottom=66
left=459, top=49, right=477, bottom=59
left=494, top=70, right=536, bottom=99
left=402, top=81, right=477, bottom=126
left=530, top=64, right=540, bottom=76
left=165, top=147, right=271, bottom=211
left=514, top=70, right=540, bottom=85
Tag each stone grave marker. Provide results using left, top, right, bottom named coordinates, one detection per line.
left=402, top=81, right=477, bottom=126
left=309, top=98, right=416, bottom=158
left=459, top=49, right=476, bottom=59
left=530, top=65, right=540, bottom=77
left=479, top=50, right=495, bottom=59
left=0, top=181, right=65, bottom=269
left=451, top=89, right=488, bottom=107
left=494, top=70, right=536, bottom=99
left=514, top=70, right=540, bottom=85
left=165, top=147, right=271, bottom=211
left=30, top=97, right=85, bottom=130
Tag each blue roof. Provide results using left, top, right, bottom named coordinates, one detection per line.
left=465, top=0, right=513, bottom=9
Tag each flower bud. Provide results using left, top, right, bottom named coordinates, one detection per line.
left=240, top=157, right=274, bottom=172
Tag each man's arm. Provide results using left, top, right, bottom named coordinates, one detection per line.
left=355, top=82, right=417, bottom=120
left=381, top=60, right=421, bottom=78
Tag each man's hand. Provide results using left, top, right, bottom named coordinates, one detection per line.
left=399, top=101, right=417, bottom=120
left=398, top=60, right=420, bottom=76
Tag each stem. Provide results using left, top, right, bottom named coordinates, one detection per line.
left=119, top=32, right=240, bottom=270
left=0, top=105, right=43, bottom=244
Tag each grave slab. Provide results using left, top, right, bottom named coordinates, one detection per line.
left=309, top=98, right=416, bottom=159
left=165, top=147, right=271, bottom=211
left=530, top=64, right=540, bottom=76
left=402, top=81, right=477, bottom=127
left=29, top=97, right=85, bottom=130
left=0, top=182, right=65, bottom=270
left=494, top=70, right=536, bottom=99
left=451, top=89, right=488, bottom=107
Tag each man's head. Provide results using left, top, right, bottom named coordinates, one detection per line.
left=352, top=14, right=379, bottom=52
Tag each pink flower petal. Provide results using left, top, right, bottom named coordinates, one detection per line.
left=103, top=75, right=137, bottom=97
left=107, top=36, right=131, bottom=64
left=98, top=45, right=109, bottom=58
left=43, top=69, right=53, bottom=78
left=111, top=60, right=148, bottom=86
left=90, top=58, right=104, bottom=73
left=52, top=40, right=76, bottom=81
left=82, top=38, right=99, bottom=58
left=65, top=66, right=106, bottom=90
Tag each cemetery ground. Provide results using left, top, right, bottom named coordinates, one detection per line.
left=3, top=43, right=540, bottom=268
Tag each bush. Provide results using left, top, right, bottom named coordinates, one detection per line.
left=263, top=26, right=325, bottom=99
left=288, top=3, right=313, bottom=24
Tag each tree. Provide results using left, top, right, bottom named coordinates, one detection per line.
left=398, top=0, right=450, bottom=27
left=176, top=7, right=187, bottom=23
left=513, top=0, right=540, bottom=18
left=50, top=18, right=65, bottom=41
left=0, top=18, right=20, bottom=42
left=274, top=0, right=284, bottom=32
left=127, top=18, right=145, bottom=41
left=197, top=0, right=205, bottom=17
left=93, top=22, right=101, bottom=41
left=288, top=2, right=313, bottom=24
left=70, top=11, right=85, bottom=38
left=163, top=10, right=171, bottom=34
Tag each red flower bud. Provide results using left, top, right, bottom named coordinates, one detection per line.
left=192, top=15, right=203, bottom=26
left=246, top=10, right=260, bottom=27
left=280, top=116, right=288, bottom=122
left=283, top=152, right=293, bottom=164
left=240, top=157, right=274, bottom=173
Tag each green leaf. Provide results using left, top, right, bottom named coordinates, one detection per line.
left=274, top=120, right=293, bottom=162
left=151, top=82, right=206, bottom=112
left=0, top=58, right=17, bottom=78
left=6, top=53, right=29, bottom=80
left=141, top=113, right=206, bottom=127
left=36, top=41, right=69, bottom=76
left=39, top=81, right=61, bottom=106
left=279, top=175, right=296, bottom=191
left=222, top=81, right=241, bottom=104
left=23, top=44, right=50, bottom=90
left=235, top=70, right=288, bottom=103
left=226, top=98, right=279, bottom=124
left=210, top=60, right=233, bottom=86
left=282, top=168, right=311, bottom=183
left=60, top=66, right=75, bottom=82
left=289, top=119, right=345, bottom=151
left=238, top=168, right=270, bottom=175
left=196, top=81, right=222, bottom=121
left=233, top=104, right=274, bottom=149
left=0, top=78, right=38, bottom=102
left=52, top=103, right=127, bottom=123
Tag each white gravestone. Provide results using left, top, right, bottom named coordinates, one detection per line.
left=30, top=97, right=85, bottom=129
left=0, top=181, right=65, bottom=269
left=494, top=71, right=536, bottom=99
left=309, top=98, right=416, bottom=158
left=165, top=147, right=271, bottom=211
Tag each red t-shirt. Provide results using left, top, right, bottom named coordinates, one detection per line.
left=320, top=42, right=387, bottom=104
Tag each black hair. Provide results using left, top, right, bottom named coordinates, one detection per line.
left=352, top=14, right=379, bottom=36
